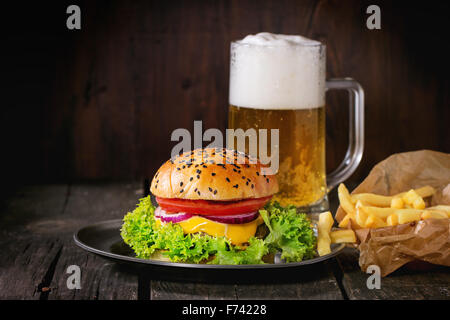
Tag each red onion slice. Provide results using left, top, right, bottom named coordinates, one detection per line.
left=154, top=207, right=193, bottom=223
left=154, top=207, right=259, bottom=224
left=202, top=211, right=259, bottom=224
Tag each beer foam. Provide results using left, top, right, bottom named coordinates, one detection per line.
left=229, top=32, right=325, bottom=110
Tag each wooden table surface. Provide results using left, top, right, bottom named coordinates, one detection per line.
left=1, top=182, right=449, bottom=300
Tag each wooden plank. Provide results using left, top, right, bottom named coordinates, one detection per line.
left=0, top=237, right=62, bottom=300
left=150, top=260, right=344, bottom=300
left=151, top=281, right=237, bottom=300
left=337, top=247, right=450, bottom=300
left=0, top=184, right=69, bottom=237
left=234, top=261, right=343, bottom=300
left=0, top=185, right=68, bottom=299
left=55, top=182, right=144, bottom=230
left=17, top=0, right=447, bottom=185
left=47, top=182, right=142, bottom=300
left=47, top=240, right=138, bottom=300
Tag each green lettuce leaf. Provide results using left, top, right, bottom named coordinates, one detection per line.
left=210, top=237, right=268, bottom=265
left=121, top=196, right=316, bottom=264
left=259, top=202, right=316, bottom=262
left=120, top=196, right=268, bottom=264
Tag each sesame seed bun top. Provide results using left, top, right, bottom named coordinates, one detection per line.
left=150, top=148, right=279, bottom=201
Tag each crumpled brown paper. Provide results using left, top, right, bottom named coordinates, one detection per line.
left=335, top=150, right=450, bottom=276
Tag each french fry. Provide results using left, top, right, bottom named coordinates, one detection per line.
left=338, top=184, right=443, bottom=230
left=330, top=229, right=356, bottom=243
left=395, top=185, right=435, bottom=199
left=402, top=189, right=425, bottom=209
left=427, top=205, right=450, bottom=217
left=413, top=197, right=426, bottom=209
left=338, top=184, right=358, bottom=226
left=317, top=211, right=334, bottom=256
left=421, top=210, right=448, bottom=220
left=390, top=197, right=404, bottom=209
left=357, top=204, right=395, bottom=219
left=427, top=205, right=450, bottom=212
left=352, top=193, right=392, bottom=207
left=386, top=214, right=398, bottom=226
left=352, top=186, right=436, bottom=208
left=355, top=201, right=368, bottom=227
left=365, top=214, right=387, bottom=228
left=338, top=214, right=351, bottom=228
left=396, top=209, right=422, bottom=224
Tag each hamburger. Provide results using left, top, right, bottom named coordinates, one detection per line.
left=121, top=148, right=316, bottom=264
left=150, top=147, right=278, bottom=245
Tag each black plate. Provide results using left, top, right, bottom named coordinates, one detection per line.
left=74, top=219, right=345, bottom=282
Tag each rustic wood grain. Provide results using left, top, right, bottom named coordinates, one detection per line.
left=151, top=281, right=238, bottom=300
left=46, top=182, right=142, bottom=300
left=150, top=260, right=344, bottom=300
left=0, top=237, right=63, bottom=299
left=0, top=185, right=68, bottom=299
left=47, top=241, right=139, bottom=300
left=0, top=183, right=142, bottom=300
left=0, top=185, right=69, bottom=235
left=234, top=261, right=344, bottom=300
left=3, top=1, right=449, bottom=185
left=337, top=248, right=450, bottom=300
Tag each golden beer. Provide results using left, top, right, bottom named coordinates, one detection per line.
left=228, top=33, right=364, bottom=209
left=228, top=105, right=326, bottom=207
left=229, top=33, right=327, bottom=208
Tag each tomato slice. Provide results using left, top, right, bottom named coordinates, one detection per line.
left=156, top=196, right=272, bottom=216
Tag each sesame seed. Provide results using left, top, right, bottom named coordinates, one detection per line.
left=242, top=176, right=245, bottom=179
left=190, top=177, right=193, bottom=181
left=211, top=172, right=216, bottom=176
left=214, top=190, right=217, bottom=195
left=180, top=182, right=183, bottom=187
left=194, top=188, right=197, bottom=192
left=177, top=167, right=180, bottom=171
left=226, top=177, right=230, bottom=182
left=256, top=172, right=260, bottom=176
left=233, top=184, right=238, bottom=188
left=209, top=187, right=213, bottom=192
left=197, top=191, right=201, bottom=195
left=197, top=175, right=200, bottom=179
left=180, top=189, right=184, bottom=193
left=266, top=178, right=269, bottom=183
left=251, top=184, right=254, bottom=189
left=246, top=181, right=249, bottom=185
left=196, top=169, right=201, bottom=174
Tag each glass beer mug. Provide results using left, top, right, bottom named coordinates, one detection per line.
left=228, top=33, right=364, bottom=212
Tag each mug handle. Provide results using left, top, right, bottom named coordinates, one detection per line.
left=325, top=78, right=365, bottom=192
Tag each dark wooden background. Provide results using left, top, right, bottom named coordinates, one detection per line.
left=2, top=0, right=449, bottom=187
